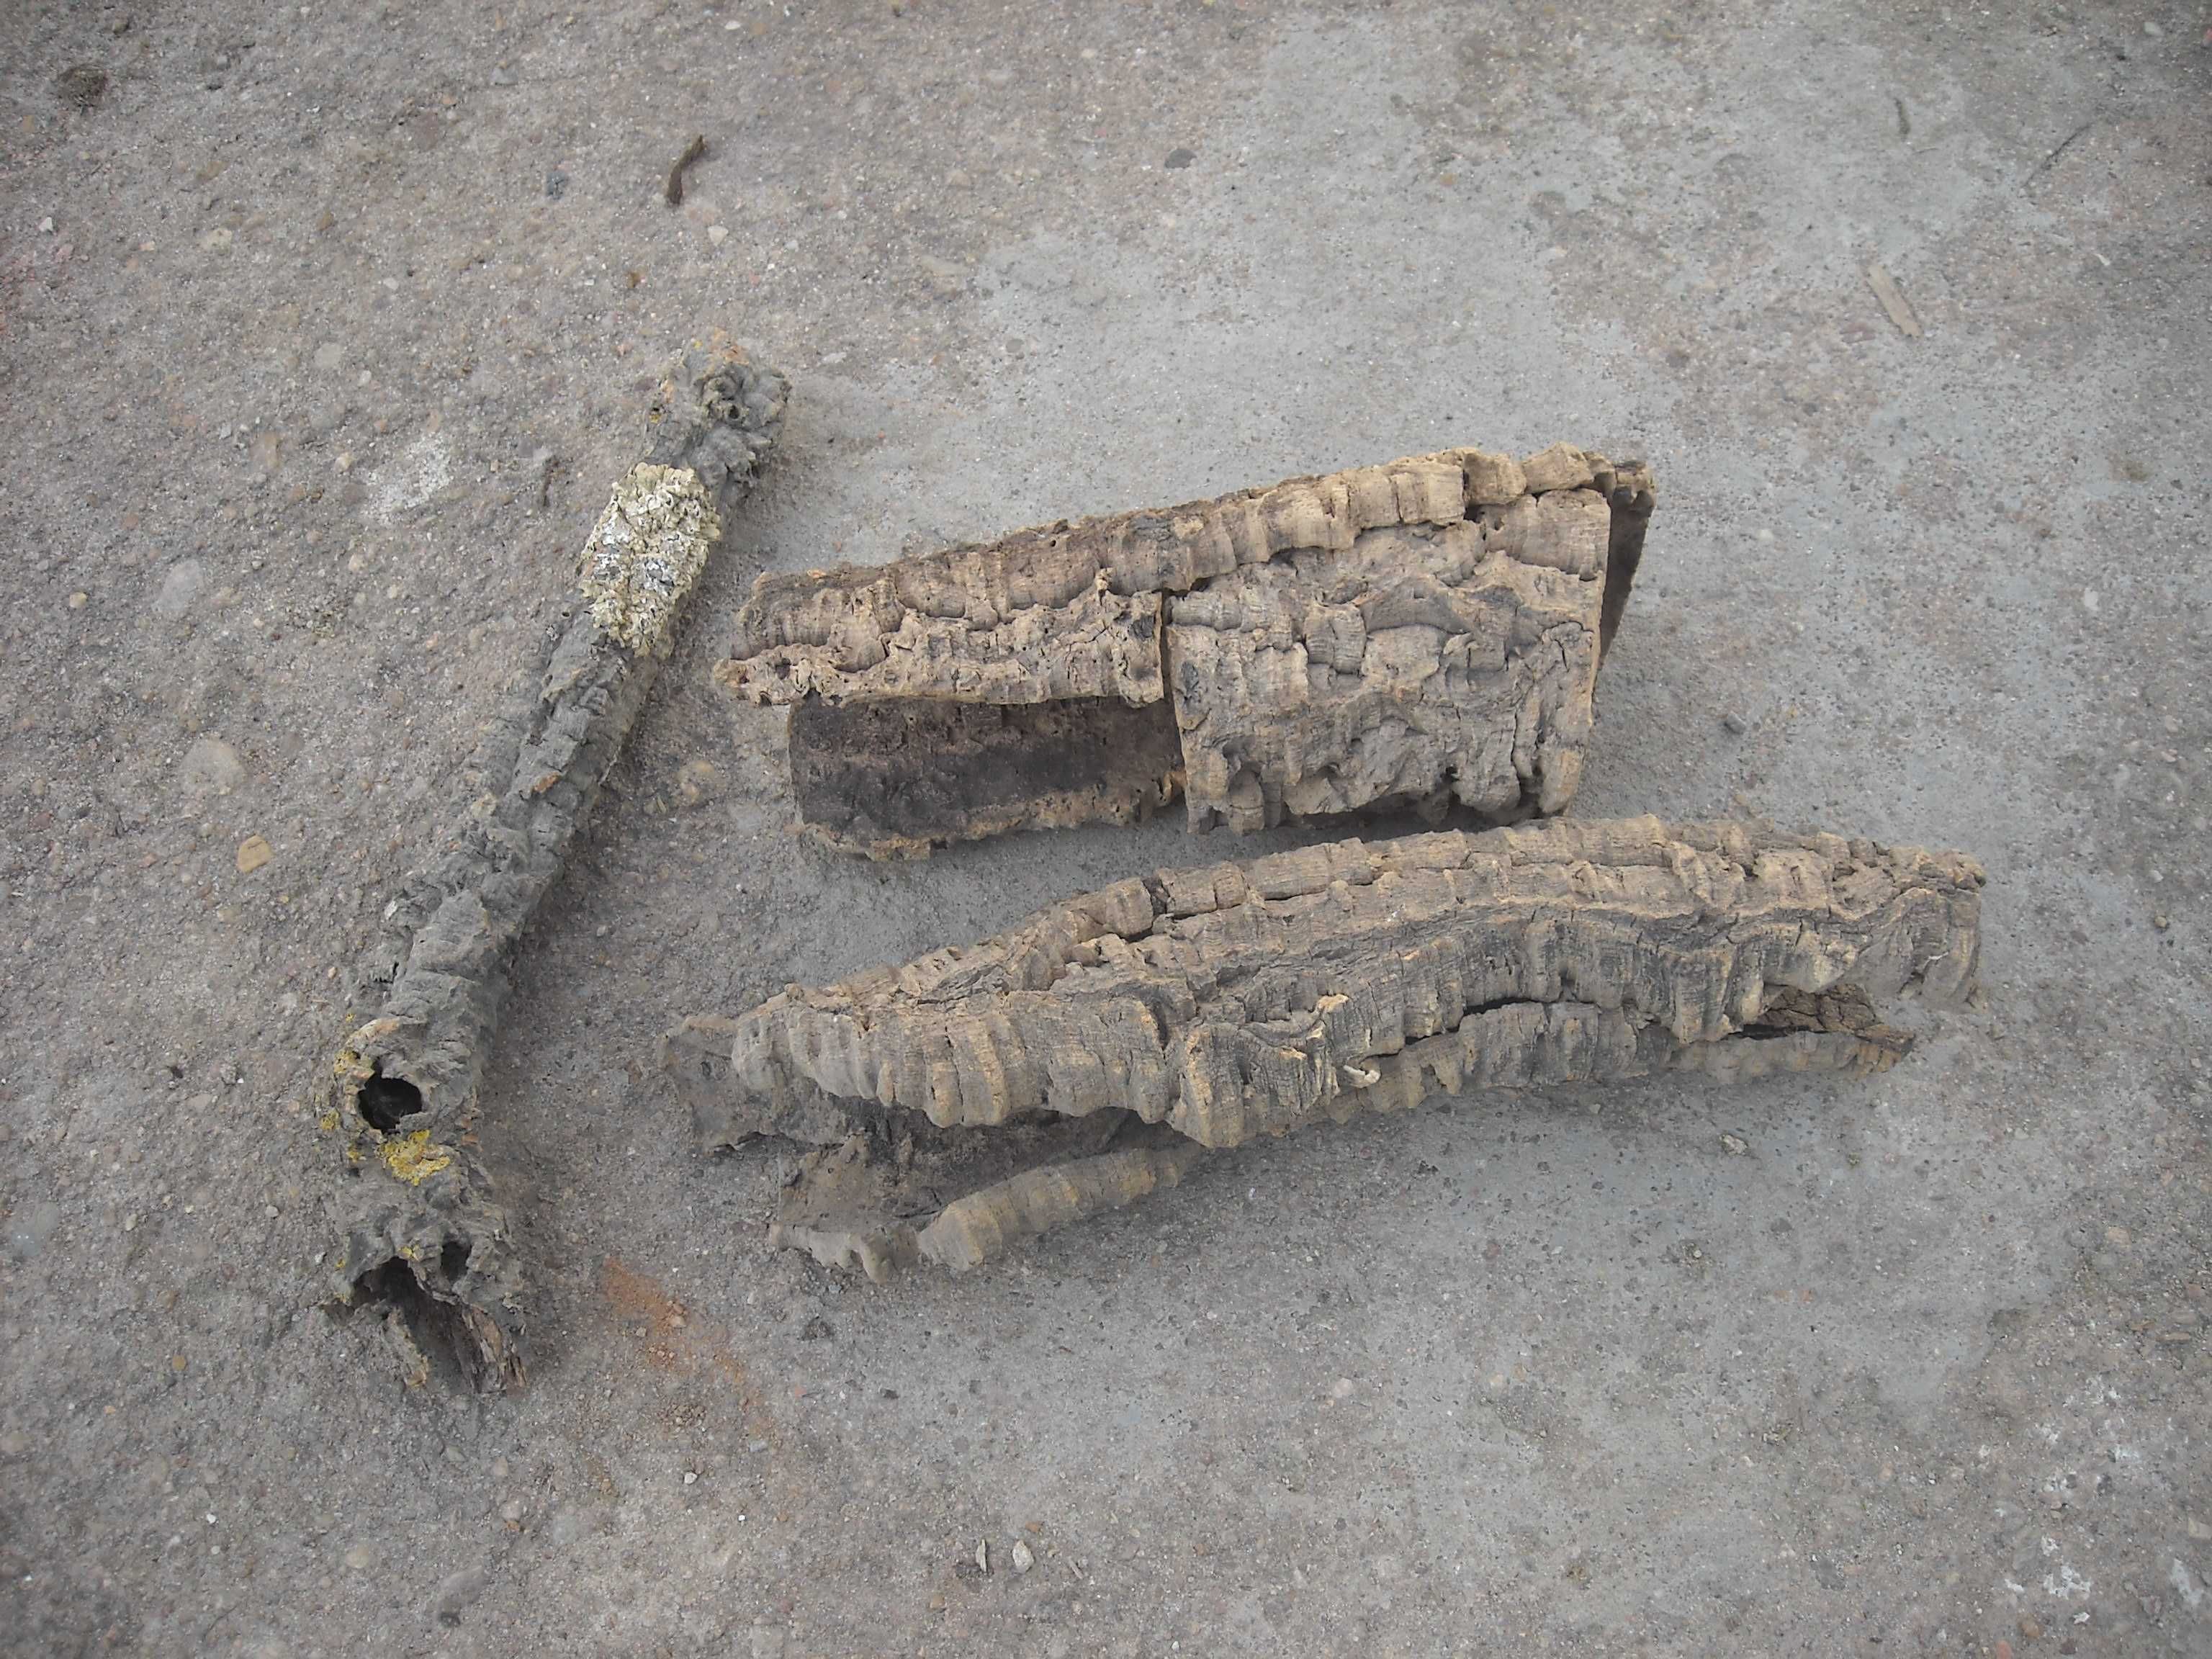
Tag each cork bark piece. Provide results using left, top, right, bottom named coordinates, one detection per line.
left=1166, top=500, right=1606, bottom=831
left=724, top=547, right=1166, bottom=708
left=318, top=342, right=787, bottom=1393
left=716, top=446, right=1657, bottom=854
left=914, top=1145, right=1206, bottom=1272
left=674, top=816, right=1981, bottom=1274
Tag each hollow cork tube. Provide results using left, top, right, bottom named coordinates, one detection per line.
left=319, top=341, right=786, bottom=1391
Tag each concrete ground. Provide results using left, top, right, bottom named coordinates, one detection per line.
left=2, top=1, right=2207, bottom=1653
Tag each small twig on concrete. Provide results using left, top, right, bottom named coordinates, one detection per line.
left=665, top=133, right=708, bottom=205
left=2027, top=119, right=2094, bottom=186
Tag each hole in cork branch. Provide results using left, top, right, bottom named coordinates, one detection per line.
left=358, top=1066, right=425, bottom=1133
left=351, top=1259, right=481, bottom=1389
left=439, top=1238, right=472, bottom=1282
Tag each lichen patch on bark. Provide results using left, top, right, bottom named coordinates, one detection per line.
left=580, top=463, right=720, bottom=655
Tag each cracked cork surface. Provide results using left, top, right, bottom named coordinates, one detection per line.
left=579, top=463, right=721, bottom=655
left=673, top=816, right=1981, bottom=1274
left=719, top=445, right=1655, bottom=851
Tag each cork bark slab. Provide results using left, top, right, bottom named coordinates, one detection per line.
left=670, top=816, right=1982, bottom=1276
left=315, top=342, right=787, bottom=1392
left=716, top=444, right=1655, bottom=854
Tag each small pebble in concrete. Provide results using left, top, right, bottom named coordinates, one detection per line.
left=179, top=737, right=245, bottom=796
left=431, top=1566, right=487, bottom=1626
left=6, top=1200, right=61, bottom=1262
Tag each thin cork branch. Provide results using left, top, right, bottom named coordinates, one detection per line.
left=319, top=341, right=787, bottom=1392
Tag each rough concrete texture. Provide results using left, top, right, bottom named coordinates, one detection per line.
left=0, top=3, right=2205, bottom=1656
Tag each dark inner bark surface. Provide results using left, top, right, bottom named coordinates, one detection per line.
left=790, top=693, right=1185, bottom=850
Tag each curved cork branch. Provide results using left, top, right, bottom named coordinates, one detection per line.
left=717, top=446, right=1655, bottom=855
left=673, top=817, right=1980, bottom=1276
left=318, top=341, right=787, bottom=1391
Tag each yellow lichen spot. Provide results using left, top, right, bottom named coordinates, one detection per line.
left=579, top=462, right=719, bottom=652
left=379, top=1130, right=453, bottom=1185
left=318, top=1110, right=341, bottom=1134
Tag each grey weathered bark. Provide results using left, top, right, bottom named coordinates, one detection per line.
left=320, top=341, right=787, bottom=1391
left=670, top=817, right=1981, bottom=1277
left=716, top=445, right=1655, bottom=855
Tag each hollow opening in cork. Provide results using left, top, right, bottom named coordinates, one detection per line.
left=349, top=1256, right=485, bottom=1388
left=357, top=1065, right=425, bottom=1134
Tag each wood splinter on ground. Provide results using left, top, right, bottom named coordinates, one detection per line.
left=666, top=816, right=1983, bottom=1279
left=1865, top=261, right=1924, bottom=338
left=717, top=443, right=1655, bottom=855
left=318, top=339, right=786, bottom=1393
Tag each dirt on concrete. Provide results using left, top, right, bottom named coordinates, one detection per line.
left=1, top=2, right=2206, bottom=1655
